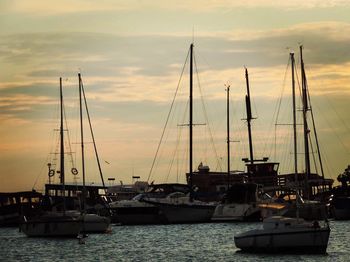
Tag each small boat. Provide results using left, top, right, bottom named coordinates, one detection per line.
left=234, top=216, right=330, bottom=254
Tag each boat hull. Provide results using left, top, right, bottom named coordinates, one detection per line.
left=82, top=214, right=111, bottom=233
left=211, top=203, right=260, bottom=222
left=20, top=218, right=81, bottom=237
left=111, top=206, right=167, bottom=225
left=151, top=202, right=216, bottom=224
left=234, top=227, right=330, bottom=254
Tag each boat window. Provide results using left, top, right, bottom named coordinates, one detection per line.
left=21, top=197, right=29, bottom=203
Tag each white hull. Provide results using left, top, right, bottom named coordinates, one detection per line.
left=65, top=211, right=111, bottom=233
left=211, top=203, right=260, bottom=222
left=234, top=216, right=330, bottom=254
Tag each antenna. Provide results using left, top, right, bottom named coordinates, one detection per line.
left=192, top=26, right=194, bottom=44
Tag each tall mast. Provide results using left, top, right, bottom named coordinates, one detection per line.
left=78, top=73, right=86, bottom=212
left=300, top=46, right=310, bottom=196
left=59, top=77, right=66, bottom=213
left=81, top=80, right=107, bottom=193
left=291, top=53, right=298, bottom=178
left=245, top=68, right=254, bottom=164
left=189, top=43, right=194, bottom=198
left=226, top=85, right=231, bottom=187
left=59, top=77, right=65, bottom=185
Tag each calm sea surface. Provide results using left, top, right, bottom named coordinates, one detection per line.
left=0, top=220, right=349, bottom=261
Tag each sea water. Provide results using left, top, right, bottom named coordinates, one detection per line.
left=0, top=220, right=349, bottom=261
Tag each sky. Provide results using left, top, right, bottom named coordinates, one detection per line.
left=0, top=0, right=349, bottom=192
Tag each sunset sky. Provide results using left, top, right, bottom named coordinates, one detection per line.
left=0, top=0, right=349, bottom=192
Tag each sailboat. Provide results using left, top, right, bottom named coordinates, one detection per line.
left=20, top=78, right=82, bottom=237
left=276, top=48, right=331, bottom=220
left=141, top=43, right=216, bottom=223
left=75, top=73, right=111, bottom=233
left=234, top=47, right=330, bottom=253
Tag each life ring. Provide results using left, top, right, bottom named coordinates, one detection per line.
left=71, top=168, right=79, bottom=176
left=48, top=169, right=55, bottom=177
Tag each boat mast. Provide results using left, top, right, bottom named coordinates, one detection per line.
left=59, top=77, right=66, bottom=213
left=300, top=46, right=310, bottom=197
left=81, top=80, right=107, bottom=193
left=291, top=53, right=298, bottom=179
left=189, top=43, right=194, bottom=200
left=245, top=68, right=254, bottom=165
left=78, top=73, right=86, bottom=212
left=60, top=77, right=65, bottom=185
left=226, top=85, right=231, bottom=187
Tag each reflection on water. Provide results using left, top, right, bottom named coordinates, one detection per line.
left=0, top=221, right=349, bottom=261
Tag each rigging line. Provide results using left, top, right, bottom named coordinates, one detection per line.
left=310, top=89, right=350, bottom=155
left=323, top=93, right=350, bottom=133
left=80, top=76, right=107, bottom=192
left=307, top=90, right=325, bottom=178
left=63, top=98, right=76, bottom=169
left=165, top=126, right=183, bottom=183
left=156, top=88, right=189, bottom=180
left=194, top=53, right=222, bottom=172
left=271, top=56, right=291, bottom=159
left=308, top=133, right=319, bottom=175
left=164, top=99, right=189, bottom=182
left=147, top=47, right=190, bottom=182
left=32, top=153, right=52, bottom=191
left=302, top=63, right=326, bottom=179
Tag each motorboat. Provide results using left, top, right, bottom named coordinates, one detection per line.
left=109, top=183, right=189, bottom=225
left=109, top=194, right=166, bottom=225
left=142, top=192, right=216, bottom=224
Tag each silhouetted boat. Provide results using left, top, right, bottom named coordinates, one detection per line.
left=234, top=216, right=330, bottom=254
left=142, top=43, right=216, bottom=224
left=330, top=165, right=350, bottom=220
left=21, top=78, right=82, bottom=237
left=109, top=183, right=189, bottom=225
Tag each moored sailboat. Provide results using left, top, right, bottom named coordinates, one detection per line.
left=141, top=43, right=216, bottom=223
left=76, top=73, right=111, bottom=233
left=20, top=78, right=82, bottom=237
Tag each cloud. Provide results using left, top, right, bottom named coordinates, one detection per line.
left=4, top=0, right=350, bottom=16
